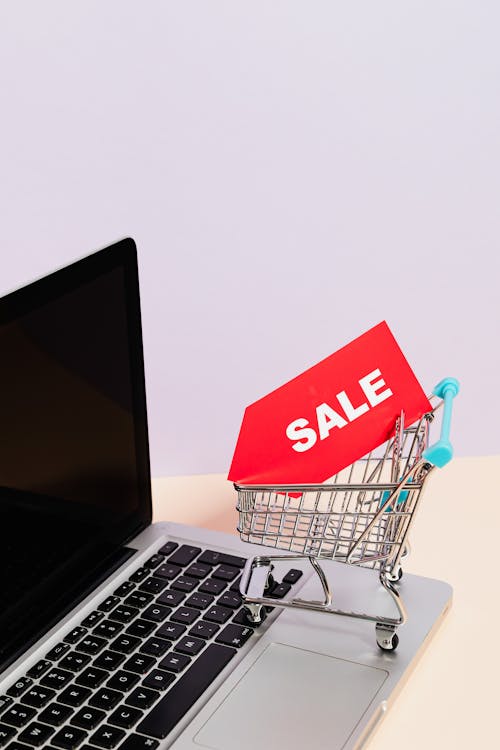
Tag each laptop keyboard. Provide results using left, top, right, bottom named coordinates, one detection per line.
left=0, top=541, right=303, bottom=749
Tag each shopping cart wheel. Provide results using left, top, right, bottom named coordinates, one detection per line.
left=244, top=602, right=265, bottom=625
left=375, top=624, right=399, bottom=651
left=241, top=603, right=268, bottom=626
left=385, top=565, right=403, bottom=583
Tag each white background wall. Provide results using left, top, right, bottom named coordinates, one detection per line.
left=1, top=1, right=498, bottom=476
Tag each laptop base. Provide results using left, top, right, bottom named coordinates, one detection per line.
left=148, top=524, right=452, bottom=750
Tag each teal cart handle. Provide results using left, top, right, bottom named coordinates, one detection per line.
left=423, top=377, right=460, bottom=467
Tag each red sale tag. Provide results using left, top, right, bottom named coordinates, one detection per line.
left=228, top=322, right=432, bottom=485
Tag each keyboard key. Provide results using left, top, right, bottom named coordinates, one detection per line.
left=269, top=582, right=292, bottom=599
left=197, top=551, right=246, bottom=568
left=142, top=671, right=175, bottom=692
left=283, top=568, right=303, bottom=584
left=137, top=644, right=236, bottom=739
left=137, top=577, right=168, bottom=596
left=124, top=688, right=159, bottom=710
left=38, top=702, right=74, bottom=726
left=215, top=623, right=253, bottom=648
left=3, top=742, right=30, bottom=750
left=7, top=677, right=32, bottom=698
left=175, top=636, right=205, bottom=656
left=59, top=653, right=91, bottom=672
left=157, top=541, right=178, bottom=557
left=154, top=564, right=181, bottom=581
left=125, top=620, right=156, bottom=639
left=109, top=635, right=141, bottom=655
left=204, top=605, right=232, bottom=624
left=184, top=592, right=214, bottom=610
left=184, top=563, right=211, bottom=579
left=93, top=651, right=125, bottom=671
left=58, top=686, right=92, bottom=708
left=22, top=687, right=56, bottom=708
left=157, top=590, right=184, bottom=607
left=141, top=604, right=171, bottom=623
left=220, top=553, right=246, bottom=569
left=158, top=653, right=191, bottom=674
left=156, top=622, right=185, bottom=641
left=51, top=725, right=88, bottom=749
left=144, top=554, right=164, bottom=569
left=170, top=608, right=199, bottom=626
left=81, top=610, right=105, bottom=628
left=0, top=697, right=12, bottom=716
left=117, top=735, right=159, bottom=750
left=167, top=545, right=201, bottom=567
left=46, top=643, right=71, bottom=661
left=94, top=621, right=124, bottom=639
left=64, top=627, right=87, bottom=645
left=26, top=660, right=51, bottom=679
left=188, top=620, right=219, bottom=640
left=123, top=655, right=155, bottom=675
left=18, top=721, right=55, bottom=746
left=75, top=668, right=108, bottom=689
left=1, top=705, right=36, bottom=728
left=171, top=576, right=198, bottom=593
left=114, top=582, right=135, bottom=598
left=40, top=668, right=73, bottom=690
left=230, top=576, right=242, bottom=592
left=109, top=606, right=139, bottom=624
left=0, top=724, right=15, bottom=745
left=106, top=672, right=140, bottom=692
left=98, top=596, right=120, bottom=612
left=129, top=568, right=149, bottom=584
left=198, top=578, right=226, bottom=596
left=124, top=592, right=153, bottom=610
left=107, top=706, right=142, bottom=729
left=90, top=725, right=125, bottom=748
left=77, top=636, right=107, bottom=655
left=70, top=706, right=106, bottom=730
left=218, top=592, right=242, bottom=609
left=197, top=549, right=225, bottom=566
left=88, top=690, right=122, bottom=712
left=139, top=637, right=171, bottom=658
left=212, top=565, right=239, bottom=582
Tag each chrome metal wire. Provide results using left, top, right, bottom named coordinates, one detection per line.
left=236, top=410, right=434, bottom=572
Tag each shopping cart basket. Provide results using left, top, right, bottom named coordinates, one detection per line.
left=235, top=377, right=459, bottom=651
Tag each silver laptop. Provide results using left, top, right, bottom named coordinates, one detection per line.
left=0, top=239, right=452, bottom=750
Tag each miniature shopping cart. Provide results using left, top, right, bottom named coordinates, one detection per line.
left=235, top=377, right=459, bottom=651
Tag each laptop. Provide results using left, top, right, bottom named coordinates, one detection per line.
left=0, top=238, right=452, bottom=750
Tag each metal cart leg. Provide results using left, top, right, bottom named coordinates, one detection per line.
left=384, top=540, right=410, bottom=583
left=240, top=555, right=407, bottom=650
left=240, top=556, right=275, bottom=625
left=375, top=570, right=407, bottom=651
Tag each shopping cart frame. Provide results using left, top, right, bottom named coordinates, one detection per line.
left=235, top=377, right=459, bottom=650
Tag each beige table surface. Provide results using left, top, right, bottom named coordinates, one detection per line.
left=152, top=455, right=500, bottom=749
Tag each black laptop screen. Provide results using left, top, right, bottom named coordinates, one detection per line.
left=0, top=240, right=152, bottom=671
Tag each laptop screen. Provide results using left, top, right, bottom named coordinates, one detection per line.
left=0, top=239, right=152, bottom=671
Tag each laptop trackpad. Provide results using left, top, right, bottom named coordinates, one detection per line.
left=194, top=642, right=388, bottom=750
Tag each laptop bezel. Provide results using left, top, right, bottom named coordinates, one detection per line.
left=0, top=236, right=153, bottom=544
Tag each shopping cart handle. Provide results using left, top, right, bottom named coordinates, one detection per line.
left=422, top=377, right=460, bottom=468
